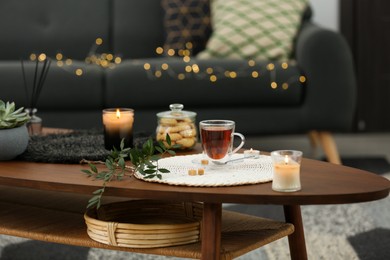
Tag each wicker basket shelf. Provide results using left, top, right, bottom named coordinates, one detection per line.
left=84, top=200, right=203, bottom=248
left=0, top=186, right=295, bottom=259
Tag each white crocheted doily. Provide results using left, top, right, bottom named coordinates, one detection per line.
left=134, top=154, right=273, bottom=187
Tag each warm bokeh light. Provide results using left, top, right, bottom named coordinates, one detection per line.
left=185, top=42, right=193, bottom=49
left=96, top=38, right=103, bottom=45
left=192, top=64, right=200, bottom=73
left=38, top=53, right=46, bottom=61
left=114, top=57, right=122, bottom=64
left=185, top=65, right=192, bottom=73
left=144, top=63, right=151, bottom=70
left=30, top=53, right=37, bottom=61
left=106, top=54, right=113, bottom=61
left=248, top=60, right=256, bottom=67
left=210, top=75, right=217, bottom=82
left=75, top=68, right=83, bottom=76
left=206, top=68, right=213, bottom=74
left=229, top=71, right=237, bottom=78
left=267, top=63, right=275, bottom=71
left=156, top=47, right=164, bottom=55
left=56, top=53, right=63, bottom=60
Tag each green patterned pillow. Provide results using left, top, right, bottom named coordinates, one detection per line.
left=197, top=0, right=308, bottom=60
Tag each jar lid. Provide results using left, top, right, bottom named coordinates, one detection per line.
left=157, top=104, right=196, bottom=119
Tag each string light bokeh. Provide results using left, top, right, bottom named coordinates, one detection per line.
left=143, top=42, right=306, bottom=89
left=27, top=39, right=306, bottom=90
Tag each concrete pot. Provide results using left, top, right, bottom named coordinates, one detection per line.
left=0, top=125, right=29, bottom=160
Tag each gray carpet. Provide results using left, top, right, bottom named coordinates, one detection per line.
left=0, top=170, right=389, bottom=259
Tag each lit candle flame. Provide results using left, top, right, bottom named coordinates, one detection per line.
left=284, top=155, right=289, bottom=164
left=116, top=109, right=121, bottom=119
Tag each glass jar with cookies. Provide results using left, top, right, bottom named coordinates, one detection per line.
left=156, top=104, right=197, bottom=150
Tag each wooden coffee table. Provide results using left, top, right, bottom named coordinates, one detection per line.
left=0, top=149, right=389, bottom=259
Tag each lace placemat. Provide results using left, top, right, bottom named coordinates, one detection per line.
left=134, top=154, right=273, bottom=187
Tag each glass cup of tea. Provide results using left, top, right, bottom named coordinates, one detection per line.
left=199, top=120, right=245, bottom=162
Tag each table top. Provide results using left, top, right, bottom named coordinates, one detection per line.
left=0, top=152, right=389, bottom=206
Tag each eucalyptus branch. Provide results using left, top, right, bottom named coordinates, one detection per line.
left=80, top=158, right=135, bottom=170
left=82, top=134, right=178, bottom=210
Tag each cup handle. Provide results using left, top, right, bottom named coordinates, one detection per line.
left=231, top=132, right=245, bottom=155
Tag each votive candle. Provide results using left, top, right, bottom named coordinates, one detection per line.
left=102, top=108, right=134, bottom=150
left=271, top=150, right=302, bottom=192
left=244, top=148, right=260, bottom=158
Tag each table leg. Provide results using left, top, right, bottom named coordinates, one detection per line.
left=201, top=202, right=222, bottom=260
left=283, top=205, right=308, bottom=260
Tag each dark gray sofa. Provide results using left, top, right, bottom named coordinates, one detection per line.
left=0, top=0, right=356, bottom=162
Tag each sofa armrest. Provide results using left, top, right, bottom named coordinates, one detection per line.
left=295, top=22, right=357, bottom=131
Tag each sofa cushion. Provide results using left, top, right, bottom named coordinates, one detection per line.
left=111, top=0, right=165, bottom=59
left=0, top=0, right=110, bottom=60
left=197, top=0, right=308, bottom=60
left=162, top=0, right=212, bottom=56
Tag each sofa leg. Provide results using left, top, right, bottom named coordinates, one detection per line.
left=307, top=131, right=342, bottom=164
left=317, top=131, right=342, bottom=165
left=308, top=130, right=320, bottom=158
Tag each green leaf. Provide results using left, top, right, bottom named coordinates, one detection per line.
left=167, top=150, right=176, bottom=155
left=166, top=133, right=172, bottom=146
left=158, top=168, right=170, bottom=173
left=150, top=155, right=161, bottom=161
left=157, top=140, right=165, bottom=148
left=120, top=138, right=125, bottom=150
left=81, top=169, right=92, bottom=175
left=143, top=175, right=157, bottom=179
left=92, top=188, right=104, bottom=195
left=118, top=157, right=125, bottom=168
left=97, top=172, right=107, bottom=179
left=144, top=169, right=157, bottom=174
left=146, top=165, right=157, bottom=170
left=155, top=146, right=164, bottom=154
left=104, top=173, right=112, bottom=181
left=87, top=200, right=98, bottom=209
left=130, top=149, right=140, bottom=165
left=89, top=163, right=98, bottom=173
left=172, top=144, right=181, bottom=150
left=89, top=195, right=100, bottom=202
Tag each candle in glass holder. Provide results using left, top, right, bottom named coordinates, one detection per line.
left=102, top=108, right=134, bottom=150
left=271, top=150, right=302, bottom=192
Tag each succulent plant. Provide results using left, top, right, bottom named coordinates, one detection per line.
left=0, top=100, right=30, bottom=129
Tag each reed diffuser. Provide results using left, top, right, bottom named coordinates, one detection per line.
left=21, top=55, right=51, bottom=135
